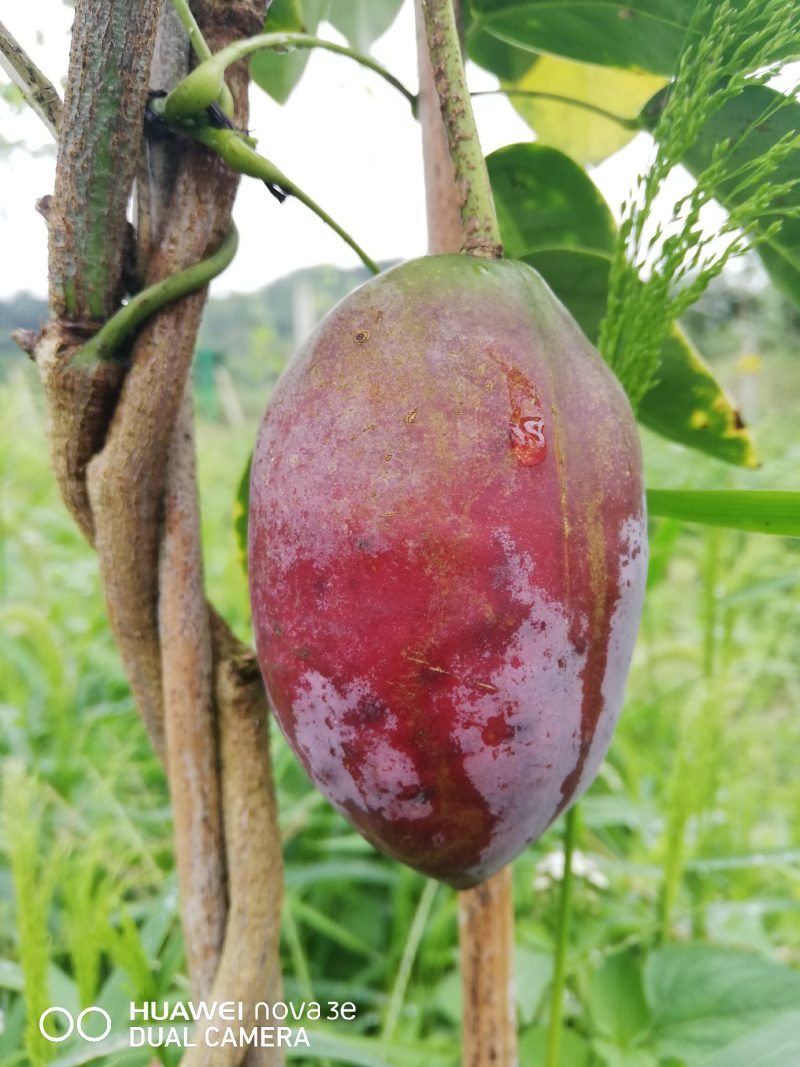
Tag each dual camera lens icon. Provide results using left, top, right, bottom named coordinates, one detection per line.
left=39, top=1006, right=112, bottom=1043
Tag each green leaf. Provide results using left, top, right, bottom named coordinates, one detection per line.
left=486, top=143, right=757, bottom=467
left=587, top=948, right=651, bottom=1047
left=251, top=0, right=331, bottom=104
left=327, top=0, right=403, bottom=52
left=504, top=55, right=664, bottom=165
left=463, top=3, right=536, bottom=81
left=234, top=452, right=252, bottom=573
left=488, top=143, right=616, bottom=257
left=645, top=944, right=800, bottom=1060
left=469, top=0, right=697, bottom=76
left=639, top=328, right=758, bottom=469
left=594, top=1046, right=658, bottom=1067
left=701, top=1012, right=800, bottom=1067
left=515, top=948, right=553, bottom=1026
left=646, top=491, right=800, bottom=536
left=518, top=1025, right=592, bottom=1067
left=524, top=248, right=613, bottom=342
left=641, top=84, right=800, bottom=308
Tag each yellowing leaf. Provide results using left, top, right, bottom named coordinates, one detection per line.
left=506, top=55, right=666, bottom=165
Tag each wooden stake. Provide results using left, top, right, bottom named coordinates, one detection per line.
left=459, top=869, right=518, bottom=1067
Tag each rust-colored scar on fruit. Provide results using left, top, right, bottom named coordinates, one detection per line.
left=489, top=351, right=547, bottom=468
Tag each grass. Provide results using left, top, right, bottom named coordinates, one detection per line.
left=0, top=345, right=798, bottom=1067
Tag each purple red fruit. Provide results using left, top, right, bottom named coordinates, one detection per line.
left=249, top=255, right=647, bottom=888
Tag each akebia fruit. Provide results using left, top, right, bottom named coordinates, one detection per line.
left=249, top=255, right=647, bottom=888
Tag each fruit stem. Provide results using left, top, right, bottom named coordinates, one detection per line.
left=545, top=805, right=578, bottom=1067
left=420, top=0, right=502, bottom=258
left=458, top=867, right=518, bottom=1067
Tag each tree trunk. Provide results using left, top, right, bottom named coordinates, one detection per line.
left=25, top=0, right=285, bottom=1061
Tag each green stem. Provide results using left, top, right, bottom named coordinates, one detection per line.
left=165, top=32, right=417, bottom=119
left=181, top=123, right=380, bottom=275
left=420, top=0, right=502, bottom=258
left=381, top=880, right=438, bottom=1043
left=73, top=227, right=238, bottom=366
left=472, top=89, right=642, bottom=131
left=169, top=0, right=212, bottom=61
left=545, top=806, right=578, bottom=1067
left=168, top=0, right=234, bottom=116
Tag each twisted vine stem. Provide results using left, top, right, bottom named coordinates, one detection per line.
left=74, top=226, right=239, bottom=366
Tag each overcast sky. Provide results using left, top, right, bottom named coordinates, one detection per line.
left=0, top=1, right=688, bottom=301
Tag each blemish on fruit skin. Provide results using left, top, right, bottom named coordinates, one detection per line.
left=291, top=672, right=434, bottom=822
left=354, top=329, right=370, bottom=344
left=490, top=353, right=547, bottom=467
left=403, top=407, right=419, bottom=424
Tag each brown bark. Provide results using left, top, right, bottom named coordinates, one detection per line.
left=28, top=0, right=285, bottom=1055
left=458, top=870, right=518, bottom=1067
left=49, top=0, right=160, bottom=320
left=32, top=324, right=125, bottom=543
left=178, top=612, right=285, bottom=1067
left=417, top=0, right=502, bottom=259
left=85, top=1, right=260, bottom=765
left=160, top=386, right=227, bottom=998
left=414, top=0, right=462, bottom=254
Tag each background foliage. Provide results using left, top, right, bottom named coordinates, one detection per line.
left=2, top=0, right=800, bottom=1063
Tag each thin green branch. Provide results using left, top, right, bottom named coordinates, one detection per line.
left=195, top=127, right=379, bottom=274
left=148, top=96, right=380, bottom=275
left=0, top=17, right=62, bottom=139
left=164, top=32, right=417, bottom=120
left=73, top=227, right=238, bottom=366
left=545, top=806, right=578, bottom=1067
left=168, top=0, right=234, bottom=116
left=169, top=0, right=212, bottom=61
left=472, top=88, right=641, bottom=131
left=420, top=0, right=502, bottom=257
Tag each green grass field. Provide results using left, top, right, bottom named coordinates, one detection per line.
left=1, top=348, right=799, bottom=1067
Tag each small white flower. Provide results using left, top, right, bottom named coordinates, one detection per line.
left=533, top=848, right=609, bottom=890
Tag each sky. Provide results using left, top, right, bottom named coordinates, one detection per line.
left=0, top=1, right=688, bottom=301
